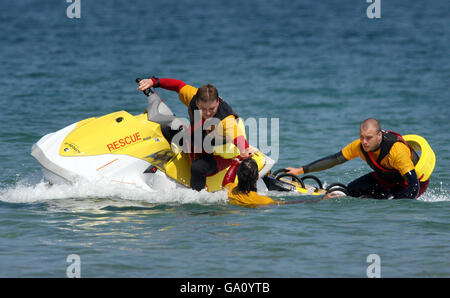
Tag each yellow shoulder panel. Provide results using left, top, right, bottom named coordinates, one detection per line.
left=403, top=134, right=436, bottom=181
left=179, top=85, right=198, bottom=107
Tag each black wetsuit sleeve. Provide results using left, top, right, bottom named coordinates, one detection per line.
left=303, top=152, right=348, bottom=174
left=393, top=170, right=420, bottom=199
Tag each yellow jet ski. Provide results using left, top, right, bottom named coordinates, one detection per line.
left=31, top=79, right=275, bottom=192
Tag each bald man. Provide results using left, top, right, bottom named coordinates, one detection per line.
left=286, top=118, right=428, bottom=199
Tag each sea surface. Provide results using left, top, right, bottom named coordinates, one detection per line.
left=0, top=0, right=449, bottom=278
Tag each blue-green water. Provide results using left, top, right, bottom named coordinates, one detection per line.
left=0, top=0, right=449, bottom=277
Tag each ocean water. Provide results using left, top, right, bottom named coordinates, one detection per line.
left=0, top=0, right=449, bottom=278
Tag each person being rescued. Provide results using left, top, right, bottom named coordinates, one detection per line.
left=221, top=157, right=340, bottom=207
left=222, top=156, right=276, bottom=207
left=286, top=118, right=432, bottom=200
left=138, top=76, right=253, bottom=191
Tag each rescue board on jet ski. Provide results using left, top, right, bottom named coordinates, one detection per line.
left=263, top=170, right=326, bottom=195
left=262, top=168, right=351, bottom=196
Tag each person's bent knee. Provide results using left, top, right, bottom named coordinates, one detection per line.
left=191, top=160, right=208, bottom=175
left=347, top=173, right=380, bottom=198
left=347, top=179, right=365, bottom=197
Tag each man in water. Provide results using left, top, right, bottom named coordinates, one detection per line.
left=138, top=77, right=252, bottom=191
left=286, top=118, right=429, bottom=199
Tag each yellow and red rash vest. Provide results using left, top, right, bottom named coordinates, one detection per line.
left=222, top=159, right=275, bottom=207
left=225, top=182, right=276, bottom=207
left=151, top=78, right=249, bottom=158
left=341, top=131, right=418, bottom=182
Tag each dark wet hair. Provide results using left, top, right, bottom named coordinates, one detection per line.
left=195, top=84, right=219, bottom=103
left=237, top=158, right=258, bottom=194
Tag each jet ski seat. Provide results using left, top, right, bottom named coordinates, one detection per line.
left=146, top=89, right=185, bottom=144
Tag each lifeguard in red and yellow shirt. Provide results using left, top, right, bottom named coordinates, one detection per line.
left=138, top=77, right=252, bottom=191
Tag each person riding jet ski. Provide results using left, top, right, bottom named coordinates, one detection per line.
left=138, top=77, right=253, bottom=191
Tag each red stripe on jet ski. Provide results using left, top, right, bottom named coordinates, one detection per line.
left=96, top=158, right=119, bottom=171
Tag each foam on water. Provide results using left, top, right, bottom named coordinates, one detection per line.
left=417, top=184, right=450, bottom=202
left=0, top=178, right=229, bottom=207
left=1, top=177, right=448, bottom=209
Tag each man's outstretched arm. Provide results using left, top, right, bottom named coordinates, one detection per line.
left=286, top=151, right=348, bottom=175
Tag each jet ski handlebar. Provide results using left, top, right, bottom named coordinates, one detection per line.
left=136, top=78, right=154, bottom=96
